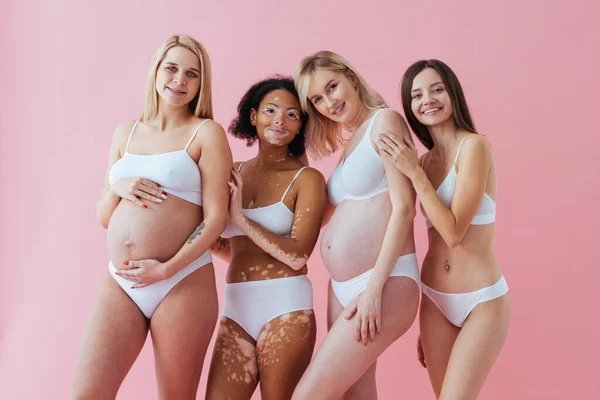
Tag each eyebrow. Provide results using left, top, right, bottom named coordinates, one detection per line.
left=265, top=103, right=300, bottom=111
left=411, top=81, right=444, bottom=93
left=310, top=79, right=335, bottom=101
left=164, top=62, right=201, bottom=74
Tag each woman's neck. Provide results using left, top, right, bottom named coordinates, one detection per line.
left=256, top=141, right=293, bottom=169
left=152, top=101, right=193, bottom=131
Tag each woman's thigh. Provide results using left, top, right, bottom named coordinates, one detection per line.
left=150, top=263, right=219, bottom=400
left=293, top=276, right=419, bottom=400
left=440, top=294, right=511, bottom=400
left=205, top=316, right=259, bottom=400
left=257, top=310, right=317, bottom=400
left=71, top=272, right=149, bottom=400
left=419, top=294, right=460, bottom=398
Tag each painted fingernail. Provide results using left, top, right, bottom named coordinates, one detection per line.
left=131, top=286, right=136, bottom=289
left=155, top=198, right=162, bottom=203
left=162, top=191, right=167, bottom=196
left=161, top=194, right=167, bottom=199
left=143, top=204, right=148, bottom=208
left=124, top=261, right=129, bottom=265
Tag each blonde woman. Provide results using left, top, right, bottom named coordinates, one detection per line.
left=71, top=35, right=232, bottom=399
left=292, top=51, right=420, bottom=399
left=379, top=59, right=510, bottom=399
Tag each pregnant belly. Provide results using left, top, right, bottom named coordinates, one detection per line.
left=321, top=194, right=414, bottom=281
left=106, top=196, right=203, bottom=269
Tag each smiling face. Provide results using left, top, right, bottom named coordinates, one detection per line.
left=251, top=89, right=302, bottom=147
left=155, top=46, right=201, bottom=107
left=410, top=68, right=454, bottom=127
left=306, top=68, right=361, bottom=124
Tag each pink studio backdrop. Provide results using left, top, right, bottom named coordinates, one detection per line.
left=1, top=0, right=598, bottom=398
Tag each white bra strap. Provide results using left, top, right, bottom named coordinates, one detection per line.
left=124, top=120, right=140, bottom=152
left=281, top=167, right=308, bottom=202
left=421, top=153, right=427, bottom=168
left=363, top=108, right=388, bottom=142
left=237, top=160, right=247, bottom=172
left=184, top=119, right=210, bottom=151
left=453, top=137, right=468, bottom=165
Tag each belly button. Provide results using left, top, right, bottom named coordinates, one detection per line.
left=326, top=243, right=331, bottom=249
left=124, top=239, right=134, bottom=247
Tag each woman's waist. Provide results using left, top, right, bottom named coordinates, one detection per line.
left=227, top=248, right=307, bottom=283
left=421, top=249, right=502, bottom=293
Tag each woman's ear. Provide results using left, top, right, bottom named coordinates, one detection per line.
left=250, top=108, right=257, bottom=126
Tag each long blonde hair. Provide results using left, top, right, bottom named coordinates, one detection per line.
left=294, top=50, right=387, bottom=159
left=141, top=35, right=213, bottom=122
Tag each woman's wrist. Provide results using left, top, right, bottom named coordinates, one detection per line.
left=411, top=167, right=428, bottom=188
left=367, top=277, right=385, bottom=293
left=232, top=211, right=247, bottom=228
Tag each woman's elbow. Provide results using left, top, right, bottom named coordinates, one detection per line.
left=205, top=213, right=228, bottom=236
left=445, top=237, right=460, bottom=249
left=287, top=256, right=309, bottom=271
left=445, top=231, right=466, bottom=248
left=96, top=206, right=109, bottom=229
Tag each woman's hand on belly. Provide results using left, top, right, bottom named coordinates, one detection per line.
left=345, top=285, right=382, bottom=345
left=111, top=177, right=167, bottom=208
left=114, top=258, right=169, bottom=288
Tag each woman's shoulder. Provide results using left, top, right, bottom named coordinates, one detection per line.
left=295, top=166, right=326, bottom=188
left=111, top=119, right=139, bottom=146
left=372, top=108, right=409, bottom=138
left=377, top=108, right=405, bottom=124
left=189, top=117, right=225, bottom=134
left=190, top=118, right=227, bottom=151
left=456, top=133, right=493, bottom=168
left=114, top=119, right=138, bottom=135
left=460, top=133, right=492, bottom=156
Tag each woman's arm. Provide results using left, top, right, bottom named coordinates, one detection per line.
left=368, top=111, right=416, bottom=290
left=162, top=120, right=233, bottom=276
left=96, top=124, right=126, bottom=228
left=380, top=134, right=493, bottom=248
left=413, top=136, right=492, bottom=247
left=348, top=110, right=416, bottom=344
left=230, top=167, right=326, bottom=270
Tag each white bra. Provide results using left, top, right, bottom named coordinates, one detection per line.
left=109, top=120, right=207, bottom=206
left=327, top=108, right=389, bottom=206
left=420, top=136, right=496, bottom=229
left=221, top=162, right=308, bottom=238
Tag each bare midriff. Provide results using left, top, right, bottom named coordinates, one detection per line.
left=421, top=224, right=502, bottom=293
left=106, top=195, right=204, bottom=270
left=226, top=238, right=307, bottom=283
left=321, top=193, right=416, bottom=282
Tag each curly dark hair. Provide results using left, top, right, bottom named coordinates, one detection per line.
left=229, top=75, right=307, bottom=158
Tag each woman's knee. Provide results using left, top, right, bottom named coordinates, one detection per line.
left=71, top=383, right=118, bottom=400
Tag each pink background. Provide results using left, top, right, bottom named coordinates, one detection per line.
left=1, top=0, right=598, bottom=398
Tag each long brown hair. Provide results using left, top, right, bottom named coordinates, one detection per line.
left=401, top=59, right=476, bottom=150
